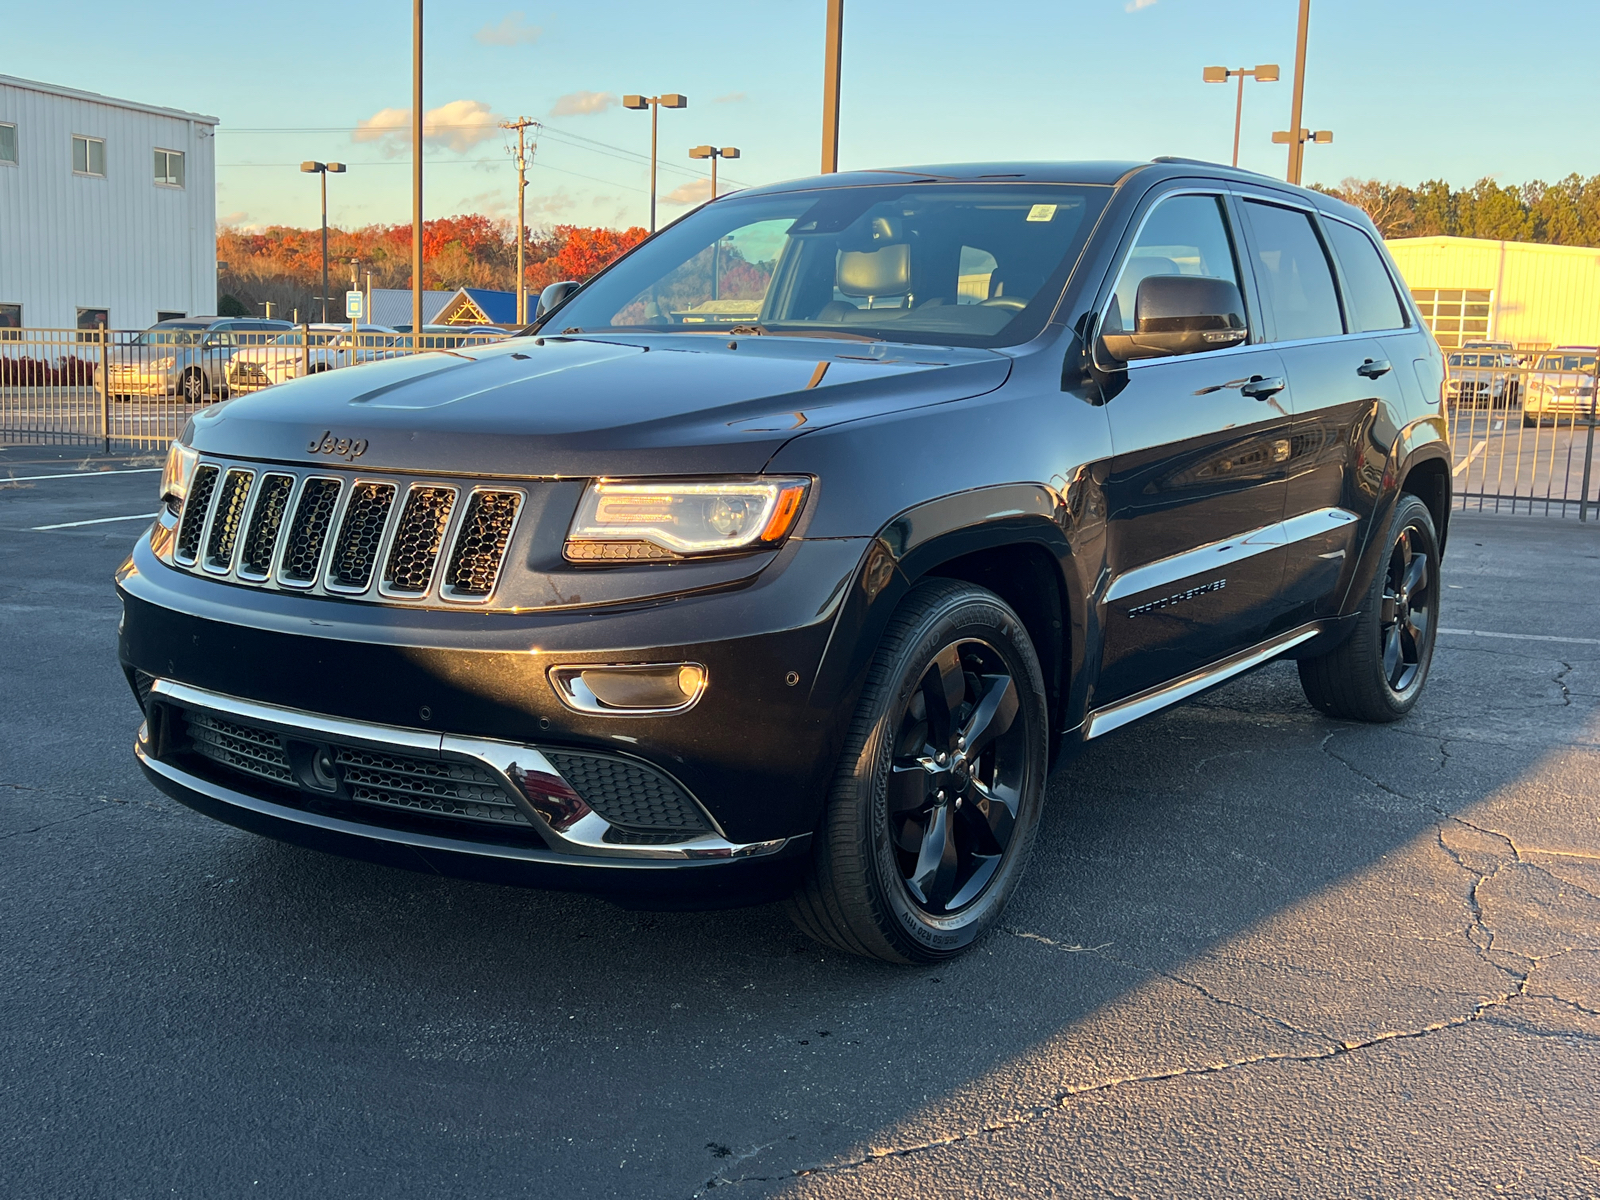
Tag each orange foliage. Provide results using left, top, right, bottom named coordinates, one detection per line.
left=216, top=217, right=648, bottom=320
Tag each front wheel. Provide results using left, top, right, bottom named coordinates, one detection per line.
left=179, top=369, right=208, bottom=403
left=1298, top=494, right=1441, bottom=722
left=787, top=579, right=1048, bottom=963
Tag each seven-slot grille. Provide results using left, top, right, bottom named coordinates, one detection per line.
left=172, top=459, right=522, bottom=606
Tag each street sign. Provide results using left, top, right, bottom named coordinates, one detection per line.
left=345, top=291, right=365, bottom=320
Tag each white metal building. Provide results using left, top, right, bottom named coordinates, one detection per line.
left=0, top=74, right=217, bottom=332
left=1386, top=235, right=1600, bottom=351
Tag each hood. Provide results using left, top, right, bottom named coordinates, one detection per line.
left=188, top=334, right=1012, bottom=477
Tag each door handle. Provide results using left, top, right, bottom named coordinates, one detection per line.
left=1240, top=375, right=1286, bottom=399
left=1357, top=358, right=1392, bottom=378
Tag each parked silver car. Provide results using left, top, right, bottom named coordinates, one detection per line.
left=1521, top=347, right=1598, bottom=426
left=101, top=317, right=291, bottom=401
left=227, top=324, right=401, bottom=392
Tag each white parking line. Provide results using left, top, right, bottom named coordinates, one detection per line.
left=1438, top=627, right=1600, bottom=647
left=3, top=468, right=162, bottom=482
left=1452, top=440, right=1487, bottom=477
left=31, top=512, right=158, bottom=530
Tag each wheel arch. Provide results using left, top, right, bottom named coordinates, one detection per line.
left=1400, top=451, right=1451, bottom=555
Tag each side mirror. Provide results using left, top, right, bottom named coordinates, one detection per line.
left=1098, top=275, right=1248, bottom=363
left=535, top=280, right=581, bottom=323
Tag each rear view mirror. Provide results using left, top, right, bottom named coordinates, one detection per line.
left=1098, top=275, right=1248, bottom=362
left=535, top=280, right=581, bottom=323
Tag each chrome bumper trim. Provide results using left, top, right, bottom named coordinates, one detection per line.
left=147, top=679, right=786, bottom=862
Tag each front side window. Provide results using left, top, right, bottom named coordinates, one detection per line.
left=0, top=124, right=16, bottom=166
left=543, top=183, right=1109, bottom=349
left=1325, top=219, right=1405, bottom=332
left=1101, top=192, right=1244, bottom=346
left=154, top=148, right=184, bottom=187
left=73, top=135, right=105, bottom=176
left=1242, top=200, right=1344, bottom=343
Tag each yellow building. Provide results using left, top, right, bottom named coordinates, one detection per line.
left=1385, top=235, right=1600, bottom=351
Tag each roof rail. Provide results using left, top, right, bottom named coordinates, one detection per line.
left=1150, top=156, right=1279, bottom=181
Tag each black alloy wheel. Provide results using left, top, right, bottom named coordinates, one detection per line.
left=1298, top=493, right=1441, bottom=723
left=888, top=638, right=1026, bottom=915
left=788, top=578, right=1048, bottom=963
left=1378, top=523, right=1432, bottom=694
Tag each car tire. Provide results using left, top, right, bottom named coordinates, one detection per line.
left=180, top=369, right=208, bottom=403
left=1523, top=413, right=1538, bottom=428
left=786, top=578, right=1049, bottom=963
left=1298, top=494, right=1441, bottom=723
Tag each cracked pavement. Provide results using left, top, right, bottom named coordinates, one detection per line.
left=2, top=465, right=1597, bottom=1199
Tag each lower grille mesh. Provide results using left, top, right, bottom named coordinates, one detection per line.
left=335, top=747, right=526, bottom=825
left=545, top=751, right=709, bottom=834
left=175, top=464, right=218, bottom=564
left=186, top=711, right=296, bottom=785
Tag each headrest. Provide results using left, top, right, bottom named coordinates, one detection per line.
left=837, top=244, right=911, bottom=297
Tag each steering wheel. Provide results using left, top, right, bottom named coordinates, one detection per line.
left=978, top=296, right=1027, bottom=312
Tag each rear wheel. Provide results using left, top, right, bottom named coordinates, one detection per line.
left=787, top=579, right=1048, bottom=963
left=1298, top=494, right=1440, bottom=722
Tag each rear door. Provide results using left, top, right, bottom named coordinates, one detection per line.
left=1236, top=197, right=1409, bottom=621
left=1094, top=188, right=1294, bottom=705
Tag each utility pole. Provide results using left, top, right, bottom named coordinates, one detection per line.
left=412, top=0, right=424, bottom=340
left=821, top=0, right=844, bottom=173
left=501, top=116, right=539, bottom=324
left=1285, top=0, right=1311, bottom=185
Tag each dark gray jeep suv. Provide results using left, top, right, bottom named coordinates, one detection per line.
left=118, top=159, right=1450, bottom=962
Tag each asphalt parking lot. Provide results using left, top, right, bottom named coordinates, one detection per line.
left=2, top=447, right=1597, bottom=1199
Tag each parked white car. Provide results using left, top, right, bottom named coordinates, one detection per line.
left=227, top=324, right=401, bottom=392
left=1521, top=347, right=1597, bottom=427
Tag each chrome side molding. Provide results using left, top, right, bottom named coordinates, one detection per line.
left=1084, top=624, right=1322, bottom=739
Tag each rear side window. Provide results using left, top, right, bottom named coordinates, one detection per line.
left=1242, top=200, right=1343, bottom=343
left=1325, top=220, right=1406, bottom=332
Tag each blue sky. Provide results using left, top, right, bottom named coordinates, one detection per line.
left=8, top=0, right=1597, bottom=232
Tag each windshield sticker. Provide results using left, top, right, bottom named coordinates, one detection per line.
left=1026, top=204, right=1058, bottom=222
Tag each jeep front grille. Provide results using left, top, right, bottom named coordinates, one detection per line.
left=174, top=464, right=218, bottom=565
left=238, top=474, right=295, bottom=579
left=383, top=486, right=455, bottom=595
left=443, top=490, right=522, bottom=598
left=167, top=457, right=525, bottom=608
left=329, top=481, right=396, bottom=591
left=203, top=468, right=254, bottom=572
left=185, top=710, right=297, bottom=786
left=280, top=477, right=342, bottom=584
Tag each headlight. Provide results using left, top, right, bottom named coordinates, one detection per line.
left=159, top=440, right=198, bottom=512
left=565, top=477, right=809, bottom=562
left=151, top=356, right=176, bottom=371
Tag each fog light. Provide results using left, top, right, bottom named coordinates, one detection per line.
left=549, top=663, right=707, bottom=714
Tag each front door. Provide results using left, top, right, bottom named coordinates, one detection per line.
left=1094, top=191, right=1295, bottom=705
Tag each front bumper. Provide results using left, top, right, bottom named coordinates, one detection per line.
left=136, top=724, right=810, bottom=906
left=104, top=367, right=178, bottom=396
left=118, top=527, right=872, bottom=889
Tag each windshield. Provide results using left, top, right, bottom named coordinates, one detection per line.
left=544, top=182, right=1109, bottom=348
left=133, top=329, right=204, bottom=346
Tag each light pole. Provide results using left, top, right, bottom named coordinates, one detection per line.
left=688, top=145, right=740, bottom=200
left=1278, top=0, right=1317, bottom=184
left=412, top=0, right=424, bottom=340
left=622, top=93, right=688, bottom=233
left=300, top=160, right=346, bottom=323
left=822, top=0, right=843, bottom=172
left=1202, top=63, right=1279, bottom=168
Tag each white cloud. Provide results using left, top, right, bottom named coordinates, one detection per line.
left=1125, top=0, right=1158, bottom=9
left=713, top=92, right=747, bottom=104
left=663, top=178, right=713, bottom=207
left=475, top=11, right=541, bottom=45
left=353, top=99, right=503, bottom=155
left=549, top=91, right=618, bottom=117
left=218, top=210, right=253, bottom=228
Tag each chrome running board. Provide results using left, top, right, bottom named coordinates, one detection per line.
left=1084, top=624, right=1322, bottom=740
